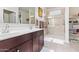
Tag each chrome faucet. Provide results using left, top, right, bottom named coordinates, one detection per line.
left=2, top=24, right=9, bottom=33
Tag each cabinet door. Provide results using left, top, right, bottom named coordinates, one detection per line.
left=19, top=40, right=33, bottom=52
left=33, top=32, right=39, bottom=52
left=38, top=30, right=44, bottom=51
left=33, top=30, right=44, bottom=52
left=0, top=37, right=17, bottom=52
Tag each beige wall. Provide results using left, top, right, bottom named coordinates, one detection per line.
left=69, top=7, right=79, bottom=18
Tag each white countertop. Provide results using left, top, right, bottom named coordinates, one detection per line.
left=0, top=28, right=43, bottom=41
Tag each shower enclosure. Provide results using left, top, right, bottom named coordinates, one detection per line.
left=45, top=7, right=65, bottom=41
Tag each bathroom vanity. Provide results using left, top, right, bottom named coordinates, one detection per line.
left=0, top=7, right=44, bottom=52
left=0, top=29, right=44, bottom=52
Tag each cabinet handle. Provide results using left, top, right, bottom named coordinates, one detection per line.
left=17, top=49, right=20, bottom=52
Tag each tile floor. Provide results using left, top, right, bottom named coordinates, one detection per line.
left=41, top=35, right=79, bottom=52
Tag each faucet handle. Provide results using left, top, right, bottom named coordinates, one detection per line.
left=6, top=24, right=9, bottom=32
left=4, top=23, right=9, bottom=33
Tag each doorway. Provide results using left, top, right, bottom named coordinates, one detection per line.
left=44, top=7, right=65, bottom=44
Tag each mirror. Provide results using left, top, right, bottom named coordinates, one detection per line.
left=29, top=7, right=35, bottom=24
left=18, top=7, right=35, bottom=24
left=3, top=9, right=16, bottom=23
left=2, top=7, right=35, bottom=24
left=19, top=7, right=29, bottom=24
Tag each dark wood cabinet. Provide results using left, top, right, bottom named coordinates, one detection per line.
left=0, top=37, right=17, bottom=52
left=38, top=30, right=44, bottom=51
left=33, top=30, right=44, bottom=52
left=18, top=40, right=33, bottom=52
left=0, top=30, right=44, bottom=52
left=33, top=32, right=39, bottom=52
